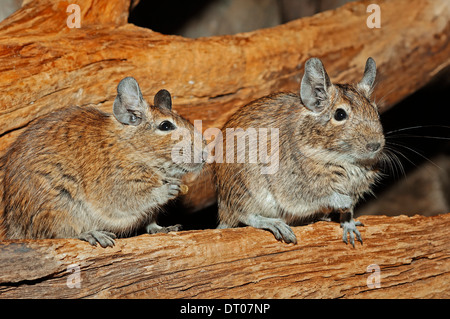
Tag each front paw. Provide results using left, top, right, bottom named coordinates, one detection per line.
left=146, top=222, right=182, bottom=234
left=168, top=183, right=181, bottom=199
left=163, top=179, right=181, bottom=200
left=340, top=219, right=364, bottom=247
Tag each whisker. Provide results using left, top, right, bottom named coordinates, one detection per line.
left=385, top=125, right=450, bottom=135
left=387, top=141, right=443, bottom=171
left=381, top=147, right=406, bottom=178
left=386, top=134, right=450, bottom=141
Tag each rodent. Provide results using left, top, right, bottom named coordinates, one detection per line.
left=213, top=57, right=384, bottom=246
left=0, top=77, right=205, bottom=247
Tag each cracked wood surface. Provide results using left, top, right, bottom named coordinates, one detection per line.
left=0, top=214, right=449, bottom=298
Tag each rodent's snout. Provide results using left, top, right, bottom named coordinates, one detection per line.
left=364, top=134, right=385, bottom=156
left=361, top=118, right=385, bottom=157
left=366, top=142, right=381, bottom=152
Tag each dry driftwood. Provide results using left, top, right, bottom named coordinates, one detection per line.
left=0, top=214, right=449, bottom=299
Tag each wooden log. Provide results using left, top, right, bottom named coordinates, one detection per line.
left=0, top=214, right=448, bottom=299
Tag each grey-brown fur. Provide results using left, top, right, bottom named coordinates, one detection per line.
left=213, top=57, right=384, bottom=246
left=0, top=77, right=205, bottom=247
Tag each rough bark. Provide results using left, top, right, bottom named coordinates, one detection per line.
left=0, top=214, right=448, bottom=299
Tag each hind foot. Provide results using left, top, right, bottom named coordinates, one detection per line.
left=340, top=219, right=364, bottom=247
left=78, top=230, right=117, bottom=248
left=246, top=214, right=297, bottom=244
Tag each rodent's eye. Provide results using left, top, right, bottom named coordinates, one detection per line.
left=334, top=108, right=348, bottom=121
left=158, top=120, right=176, bottom=131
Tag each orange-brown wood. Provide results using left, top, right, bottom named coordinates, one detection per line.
left=0, top=214, right=449, bottom=298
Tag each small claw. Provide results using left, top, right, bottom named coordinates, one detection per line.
left=267, top=219, right=297, bottom=244
left=271, top=227, right=283, bottom=242
left=283, top=226, right=298, bottom=244
left=342, top=232, right=348, bottom=245
left=349, top=229, right=355, bottom=247
left=355, top=228, right=363, bottom=245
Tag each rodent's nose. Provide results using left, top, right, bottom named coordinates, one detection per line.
left=366, top=142, right=381, bottom=152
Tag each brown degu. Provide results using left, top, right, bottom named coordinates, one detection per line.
left=0, top=77, right=205, bottom=247
left=213, top=57, right=384, bottom=246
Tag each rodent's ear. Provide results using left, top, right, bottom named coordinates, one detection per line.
left=300, top=58, right=332, bottom=113
left=357, top=57, right=376, bottom=97
left=113, top=77, right=147, bottom=126
left=154, top=89, right=172, bottom=111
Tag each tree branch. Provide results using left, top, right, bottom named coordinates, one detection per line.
left=0, top=214, right=449, bottom=298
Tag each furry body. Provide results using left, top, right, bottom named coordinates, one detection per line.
left=214, top=58, right=384, bottom=245
left=1, top=77, right=203, bottom=246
